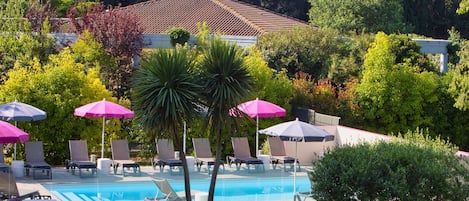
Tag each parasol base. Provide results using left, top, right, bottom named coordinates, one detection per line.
left=11, top=160, right=24, bottom=177
left=186, top=156, right=195, bottom=172
left=257, top=154, right=271, bottom=170
left=97, top=158, right=111, bottom=175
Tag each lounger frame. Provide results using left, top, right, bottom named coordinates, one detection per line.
left=268, top=136, right=301, bottom=172
left=192, top=138, right=225, bottom=174
left=111, top=139, right=141, bottom=176
left=228, top=137, right=265, bottom=173
left=24, top=141, right=52, bottom=179
left=67, top=140, right=97, bottom=177
left=153, top=139, right=183, bottom=175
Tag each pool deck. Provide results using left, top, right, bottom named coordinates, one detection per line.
left=15, top=164, right=314, bottom=201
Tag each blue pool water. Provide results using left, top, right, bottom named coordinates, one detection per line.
left=44, top=176, right=310, bottom=201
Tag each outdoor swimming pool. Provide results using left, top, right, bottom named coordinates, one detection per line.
left=45, top=176, right=310, bottom=201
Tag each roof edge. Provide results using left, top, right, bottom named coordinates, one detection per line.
left=211, top=0, right=265, bottom=33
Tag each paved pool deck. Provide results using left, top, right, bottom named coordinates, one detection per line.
left=14, top=164, right=313, bottom=201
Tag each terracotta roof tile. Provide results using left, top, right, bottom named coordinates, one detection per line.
left=120, top=0, right=308, bottom=36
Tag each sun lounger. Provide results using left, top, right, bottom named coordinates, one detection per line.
left=0, top=172, right=52, bottom=200
left=294, top=168, right=314, bottom=201
left=268, top=136, right=300, bottom=172
left=145, top=177, right=204, bottom=201
left=192, top=138, right=224, bottom=174
left=67, top=140, right=97, bottom=177
left=153, top=139, right=183, bottom=175
left=110, top=139, right=141, bottom=176
left=24, top=141, right=52, bottom=179
left=227, top=137, right=265, bottom=173
left=0, top=144, right=10, bottom=173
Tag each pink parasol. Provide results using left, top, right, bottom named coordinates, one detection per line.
left=0, top=120, right=29, bottom=144
left=231, top=98, right=286, bottom=156
left=74, top=98, right=134, bottom=158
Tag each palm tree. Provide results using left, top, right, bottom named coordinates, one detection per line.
left=132, top=46, right=202, bottom=201
left=199, top=38, right=253, bottom=201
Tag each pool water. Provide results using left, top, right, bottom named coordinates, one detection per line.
left=45, top=176, right=310, bottom=201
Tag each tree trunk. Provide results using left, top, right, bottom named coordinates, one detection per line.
left=180, top=151, right=191, bottom=201
left=174, top=129, right=191, bottom=201
left=208, top=122, right=222, bottom=201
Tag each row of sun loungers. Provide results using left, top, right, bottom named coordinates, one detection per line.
left=1, top=136, right=299, bottom=180
left=154, top=137, right=299, bottom=175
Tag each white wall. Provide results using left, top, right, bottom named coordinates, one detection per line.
left=284, top=125, right=390, bottom=165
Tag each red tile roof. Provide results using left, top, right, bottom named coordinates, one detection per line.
left=119, top=0, right=308, bottom=36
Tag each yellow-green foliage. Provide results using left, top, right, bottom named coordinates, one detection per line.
left=71, top=31, right=112, bottom=70
left=449, top=40, right=469, bottom=111
left=244, top=47, right=293, bottom=109
left=0, top=0, right=55, bottom=76
left=240, top=47, right=293, bottom=150
left=457, top=0, right=469, bottom=14
left=0, top=49, right=116, bottom=164
left=357, top=32, right=440, bottom=134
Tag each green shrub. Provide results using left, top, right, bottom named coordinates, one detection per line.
left=311, top=130, right=469, bottom=201
left=167, top=27, right=191, bottom=47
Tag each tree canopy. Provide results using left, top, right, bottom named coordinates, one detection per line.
left=68, top=3, right=145, bottom=99
left=0, top=49, right=114, bottom=164
left=449, top=40, right=469, bottom=111
left=0, top=0, right=55, bottom=78
left=356, top=32, right=440, bottom=134
left=308, top=0, right=411, bottom=34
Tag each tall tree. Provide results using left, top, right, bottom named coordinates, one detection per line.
left=308, top=0, right=412, bottom=34
left=356, top=32, right=440, bottom=134
left=403, top=0, right=466, bottom=39
left=132, top=46, right=202, bottom=201
left=199, top=38, right=253, bottom=201
left=448, top=40, right=469, bottom=111
left=0, top=0, right=55, bottom=78
left=0, top=49, right=114, bottom=164
left=257, top=26, right=372, bottom=80
left=25, top=0, right=59, bottom=33
left=68, top=3, right=145, bottom=99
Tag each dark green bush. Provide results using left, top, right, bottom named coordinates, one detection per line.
left=167, top=27, right=191, bottom=47
left=311, top=130, right=469, bottom=201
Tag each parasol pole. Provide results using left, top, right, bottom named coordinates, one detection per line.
left=255, top=97, right=259, bottom=156
left=256, top=114, right=259, bottom=156
left=183, top=121, right=187, bottom=153
left=14, top=121, right=17, bottom=160
left=294, top=140, right=297, bottom=196
left=101, top=116, right=105, bottom=158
